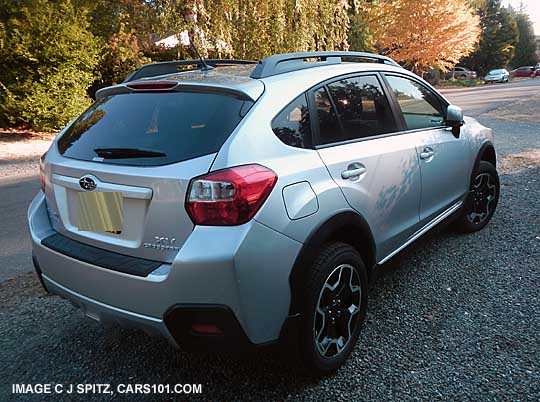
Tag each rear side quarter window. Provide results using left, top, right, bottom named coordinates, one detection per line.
left=271, top=94, right=313, bottom=149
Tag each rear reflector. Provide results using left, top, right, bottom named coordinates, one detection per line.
left=191, top=323, right=224, bottom=335
left=186, top=164, right=277, bottom=226
left=126, top=80, right=178, bottom=90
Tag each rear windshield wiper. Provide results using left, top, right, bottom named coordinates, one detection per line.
left=94, top=148, right=166, bottom=159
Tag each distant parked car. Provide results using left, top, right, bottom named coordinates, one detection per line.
left=445, top=67, right=477, bottom=80
left=483, top=69, right=509, bottom=84
left=510, top=66, right=539, bottom=78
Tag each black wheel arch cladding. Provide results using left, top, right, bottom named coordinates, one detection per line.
left=287, top=211, right=376, bottom=316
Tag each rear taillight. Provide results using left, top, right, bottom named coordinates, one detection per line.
left=39, top=152, right=47, bottom=192
left=186, top=164, right=277, bottom=226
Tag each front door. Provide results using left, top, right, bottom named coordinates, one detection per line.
left=384, top=74, right=471, bottom=222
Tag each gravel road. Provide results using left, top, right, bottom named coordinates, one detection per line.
left=1, top=86, right=540, bottom=401
left=2, top=133, right=539, bottom=402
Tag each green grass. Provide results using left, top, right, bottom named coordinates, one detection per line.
left=438, top=79, right=484, bottom=88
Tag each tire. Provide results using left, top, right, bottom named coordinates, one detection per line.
left=298, top=242, right=368, bottom=375
left=453, top=161, right=499, bottom=233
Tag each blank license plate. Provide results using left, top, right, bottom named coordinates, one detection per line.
left=78, top=191, right=123, bottom=233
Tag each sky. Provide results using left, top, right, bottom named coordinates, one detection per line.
left=503, top=0, right=540, bottom=35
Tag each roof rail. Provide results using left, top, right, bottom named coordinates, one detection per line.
left=123, top=59, right=257, bottom=82
left=250, top=51, right=401, bottom=79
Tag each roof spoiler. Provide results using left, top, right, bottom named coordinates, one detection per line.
left=95, top=81, right=256, bottom=102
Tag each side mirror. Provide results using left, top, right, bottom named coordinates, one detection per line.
left=446, top=105, right=464, bottom=138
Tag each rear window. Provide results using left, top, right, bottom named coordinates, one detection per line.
left=57, top=91, right=253, bottom=166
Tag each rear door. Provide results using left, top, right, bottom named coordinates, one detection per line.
left=313, top=73, right=422, bottom=260
left=383, top=74, right=470, bottom=223
left=44, top=89, right=254, bottom=263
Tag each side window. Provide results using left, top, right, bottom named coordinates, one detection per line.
left=385, top=75, right=445, bottom=130
left=271, top=94, right=312, bottom=148
left=314, top=87, right=341, bottom=145
left=326, top=75, right=397, bottom=141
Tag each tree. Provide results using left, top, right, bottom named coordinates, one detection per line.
left=510, top=10, right=539, bottom=67
left=364, top=0, right=481, bottom=74
left=463, top=0, right=518, bottom=75
left=97, top=24, right=151, bottom=86
left=75, top=0, right=155, bottom=86
left=157, top=0, right=352, bottom=61
left=348, top=0, right=374, bottom=52
left=0, top=0, right=100, bottom=130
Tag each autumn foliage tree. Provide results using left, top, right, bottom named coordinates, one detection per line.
left=365, top=0, right=481, bottom=74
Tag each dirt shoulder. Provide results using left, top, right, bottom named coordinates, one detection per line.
left=500, top=149, right=540, bottom=174
left=0, top=128, right=55, bottom=179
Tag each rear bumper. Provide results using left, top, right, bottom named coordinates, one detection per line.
left=28, top=192, right=302, bottom=348
left=44, top=271, right=178, bottom=346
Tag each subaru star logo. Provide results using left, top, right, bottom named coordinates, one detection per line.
left=79, top=176, right=97, bottom=191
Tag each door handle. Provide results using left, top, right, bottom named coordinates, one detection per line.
left=420, top=147, right=435, bottom=160
left=341, top=163, right=366, bottom=180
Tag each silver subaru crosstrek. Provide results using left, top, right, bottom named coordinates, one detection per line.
left=28, top=52, right=499, bottom=374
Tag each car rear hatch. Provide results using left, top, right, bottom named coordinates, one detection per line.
left=42, top=80, right=261, bottom=264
